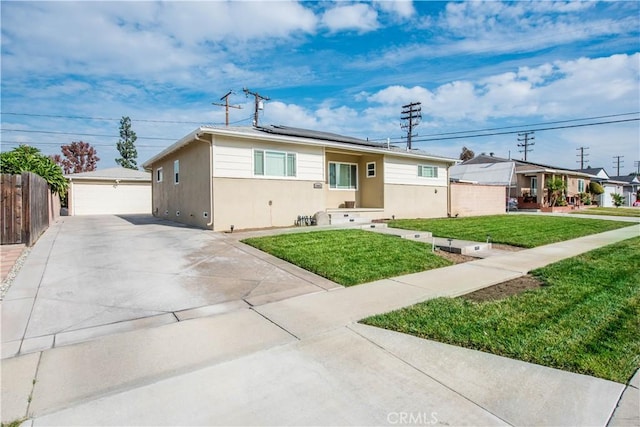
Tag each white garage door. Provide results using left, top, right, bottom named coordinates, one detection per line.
left=71, top=182, right=151, bottom=215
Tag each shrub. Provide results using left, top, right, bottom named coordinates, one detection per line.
left=611, top=193, right=624, bottom=207
left=589, top=181, right=604, bottom=195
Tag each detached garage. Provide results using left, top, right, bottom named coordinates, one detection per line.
left=66, top=167, right=151, bottom=216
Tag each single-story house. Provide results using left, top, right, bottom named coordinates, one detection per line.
left=575, top=167, right=626, bottom=207
left=610, top=174, right=640, bottom=206
left=462, top=155, right=592, bottom=210
left=65, top=167, right=152, bottom=215
left=449, top=162, right=516, bottom=216
left=141, top=125, right=458, bottom=231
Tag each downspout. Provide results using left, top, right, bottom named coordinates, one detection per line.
left=194, top=132, right=214, bottom=228
left=446, top=164, right=452, bottom=217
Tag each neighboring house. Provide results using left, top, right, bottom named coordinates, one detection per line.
left=449, top=162, right=515, bottom=216
left=141, top=125, right=458, bottom=231
left=463, top=155, right=592, bottom=209
left=609, top=174, right=640, bottom=206
left=65, top=167, right=151, bottom=215
left=575, top=167, right=625, bottom=207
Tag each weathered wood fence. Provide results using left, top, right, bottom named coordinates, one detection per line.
left=1, top=172, right=58, bottom=246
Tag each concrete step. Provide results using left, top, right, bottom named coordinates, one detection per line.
left=433, top=238, right=491, bottom=255
left=360, top=223, right=388, bottom=230
left=362, top=226, right=433, bottom=241
left=329, top=213, right=370, bottom=225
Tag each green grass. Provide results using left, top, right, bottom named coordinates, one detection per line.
left=389, top=215, right=631, bottom=248
left=571, top=207, right=640, bottom=218
left=362, top=237, right=640, bottom=383
left=242, top=229, right=452, bottom=286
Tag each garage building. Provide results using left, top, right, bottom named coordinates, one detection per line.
left=65, top=167, right=151, bottom=216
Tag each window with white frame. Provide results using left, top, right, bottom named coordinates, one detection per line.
left=156, top=167, right=163, bottom=183
left=418, top=165, right=438, bottom=178
left=578, top=179, right=585, bottom=193
left=174, top=160, right=179, bottom=184
left=366, top=162, right=376, bottom=178
left=329, top=162, right=357, bottom=189
left=254, top=150, right=296, bottom=177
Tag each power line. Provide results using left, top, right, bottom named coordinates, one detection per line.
left=0, top=112, right=211, bottom=125
left=1, top=128, right=178, bottom=140
left=369, top=112, right=640, bottom=142
left=410, top=117, right=640, bottom=143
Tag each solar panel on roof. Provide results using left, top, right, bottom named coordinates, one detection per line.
left=256, top=125, right=387, bottom=148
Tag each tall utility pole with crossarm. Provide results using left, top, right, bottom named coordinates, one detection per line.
left=517, top=131, right=535, bottom=161
left=212, top=91, right=242, bottom=126
left=243, top=88, right=270, bottom=127
left=400, top=102, right=422, bottom=150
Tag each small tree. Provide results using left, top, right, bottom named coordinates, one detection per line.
left=0, top=145, right=68, bottom=195
left=54, top=141, right=100, bottom=174
left=459, top=146, right=475, bottom=161
left=611, top=193, right=624, bottom=207
left=546, top=177, right=566, bottom=207
left=115, top=116, right=138, bottom=170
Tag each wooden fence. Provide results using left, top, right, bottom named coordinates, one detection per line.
left=1, top=172, right=54, bottom=246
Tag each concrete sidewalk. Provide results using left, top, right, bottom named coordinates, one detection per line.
left=2, top=222, right=639, bottom=426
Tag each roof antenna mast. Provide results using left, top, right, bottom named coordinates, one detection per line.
left=212, top=91, right=242, bottom=127
left=243, top=87, right=270, bottom=127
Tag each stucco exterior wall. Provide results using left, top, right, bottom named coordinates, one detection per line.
left=450, top=183, right=505, bottom=217
left=359, top=154, right=384, bottom=208
left=150, top=141, right=211, bottom=228
left=325, top=152, right=360, bottom=208
left=383, top=183, right=448, bottom=219
left=212, top=177, right=325, bottom=231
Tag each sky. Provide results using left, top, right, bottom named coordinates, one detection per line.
left=1, top=0, right=639, bottom=175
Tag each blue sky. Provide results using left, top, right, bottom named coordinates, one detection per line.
left=2, top=0, right=639, bottom=175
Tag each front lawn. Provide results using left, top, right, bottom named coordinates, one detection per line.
left=362, top=237, right=640, bottom=383
left=389, top=215, right=631, bottom=248
left=572, top=207, right=640, bottom=218
left=242, top=229, right=452, bottom=286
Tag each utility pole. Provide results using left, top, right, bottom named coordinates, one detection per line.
left=517, top=131, right=535, bottom=161
left=212, top=91, right=242, bottom=126
left=243, top=87, right=270, bottom=127
left=613, top=156, right=624, bottom=176
left=634, top=160, right=640, bottom=175
left=400, top=102, right=422, bottom=150
left=576, top=146, right=590, bottom=169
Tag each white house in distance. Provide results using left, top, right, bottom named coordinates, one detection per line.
left=576, top=167, right=626, bottom=207
left=142, top=125, right=458, bottom=231
left=65, top=167, right=152, bottom=215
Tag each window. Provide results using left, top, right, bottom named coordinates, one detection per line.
left=578, top=179, right=585, bottom=193
left=418, top=165, right=438, bottom=178
left=329, top=162, right=357, bottom=189
left=174, top=160, right=179, bottom=184
left=366, top=162, right=376, bottom=178
left=156, top=168, right=163, bottom=183
left=254, top=150, right=296, bottom=177
left=530, top=176, right=538, bottom=197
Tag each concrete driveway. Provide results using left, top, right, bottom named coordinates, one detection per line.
left=2, top=215, right=338, bottom=357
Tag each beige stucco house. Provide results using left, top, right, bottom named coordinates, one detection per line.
left=142, top=125, right=458, bottom=231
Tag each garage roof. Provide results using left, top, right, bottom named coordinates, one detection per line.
left=65, top=167, right=151, bottom=182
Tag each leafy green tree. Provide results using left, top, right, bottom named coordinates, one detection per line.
left=115, top=116, right=138, bottom=170
left=546, top=177, right=566, bottom=207
left=0, top=145, right=68, bottom=195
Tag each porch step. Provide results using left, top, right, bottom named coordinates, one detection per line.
left=329, top=213, right=370, bottom=225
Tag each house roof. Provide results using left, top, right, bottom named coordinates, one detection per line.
left=65, top=167, right=151, bottom=182
left=575, top=167, right=610, bottom=179
left=142, top=125, right=458, bottom=169
left=449, top=162, right=515, bottom=186
left=464, top=154, right=593, bottom=178
left=610, top=174, right=640, bottom=184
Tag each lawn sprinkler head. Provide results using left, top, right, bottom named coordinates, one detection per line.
left=230, top=225, right=234, bottom=233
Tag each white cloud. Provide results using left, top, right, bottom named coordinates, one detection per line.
left=321, top=3, right=379, bottom=33
left=374, top=0, right=415, bottom=19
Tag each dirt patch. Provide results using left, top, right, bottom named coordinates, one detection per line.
left=491, top=243, right=524, bottom=252
left=435, top=249, right=476, bottom=264
left=462, top=274, right=544, bottom=302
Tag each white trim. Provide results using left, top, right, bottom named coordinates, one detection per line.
left=173, top=160, right=179, bottom=184
left=418, top=164, right=438, bottom=178
left=366, top=161, right=376, bottom=178
left=253, top=148, right=297, bottom=178
left=329, top=161, right=358, bottom=190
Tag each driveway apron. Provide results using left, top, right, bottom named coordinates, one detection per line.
left=1, top=215, right=337, bottom=357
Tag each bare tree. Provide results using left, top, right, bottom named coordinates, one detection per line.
left=460, top=146, right=475, bottom=161
left=54, top=141, right=100, bottom=174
